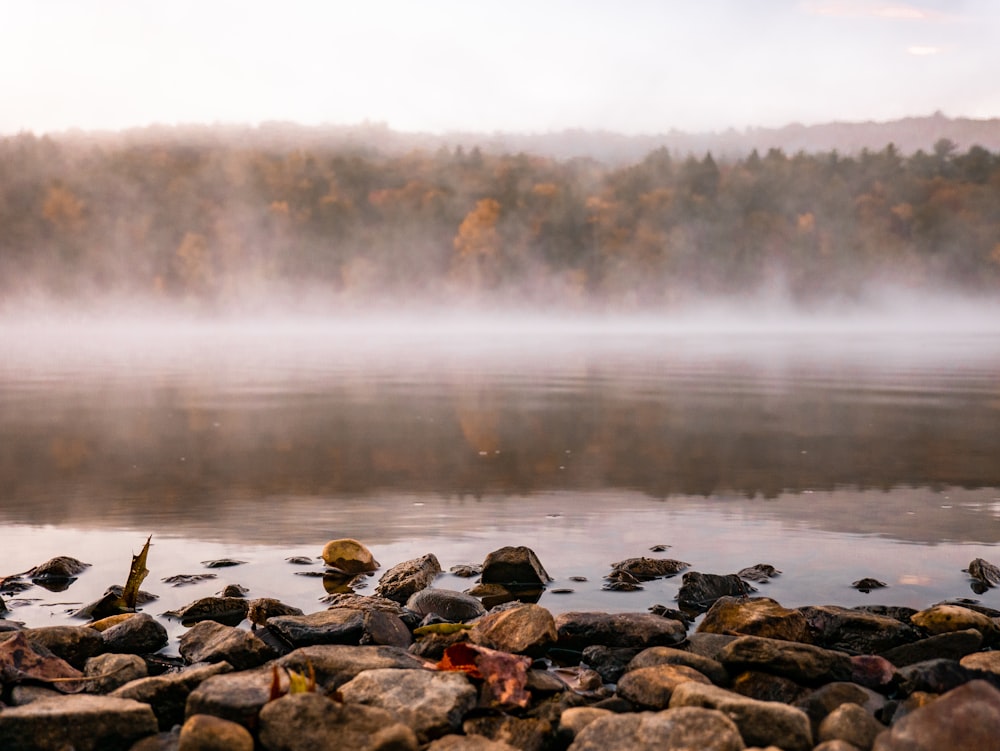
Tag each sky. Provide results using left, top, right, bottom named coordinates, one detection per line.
left=2, top=0, right=999, bottom=136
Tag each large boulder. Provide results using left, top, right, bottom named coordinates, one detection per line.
left=677, top=573, right=753, bottom=613
left=873, top=680, right=1000, bottom=750
left=481, top=546, right=551, bottom=589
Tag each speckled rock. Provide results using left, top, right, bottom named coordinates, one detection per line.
left=718, top=635, right=853, bottom=686
left=0, top=694, right=157, bottom=751
left=554, top=612, right=687, bottom=651
left=567, top=707, right=745, bottom=751
left=910, top=604, right=1000, bottom=643
left=818, top=702, right=885, bottom=750
left=960, top=650, right=1000, bottom=675
left=470, top=602, right=557, bottom=656
left=616, top=664, right=713, bottom=709
left=83, top=652, right=147, bottom=694
left=374, top=553, right=442, bottom=604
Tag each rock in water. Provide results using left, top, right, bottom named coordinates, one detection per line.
left=608, top=558, right=690, bottom=581
left=375, top=554, right=442, bottom=604
left=677, top=572, right=755, bottom=613
left=29, top=556, right=91, bottom=582
left=852, top=578, right=888, bottom=593
left=967, top=558, right=1000, bottom=587
left=481, top=546, right=551, bottom=589
left=737, top=564, right=781, bottom=582
left=321, top=538, right=380, bottom=575
left=406, top=588, right=487, bottom=622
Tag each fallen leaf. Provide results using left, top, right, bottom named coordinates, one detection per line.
left=437, top=642, right=531, bottom=708
left=119, top=536, right=152, bottom=610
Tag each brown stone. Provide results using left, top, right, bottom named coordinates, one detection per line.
left=698, top=597, right=810, bottom=642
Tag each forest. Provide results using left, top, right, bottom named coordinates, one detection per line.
left=1, top=130, right=999, bottom=310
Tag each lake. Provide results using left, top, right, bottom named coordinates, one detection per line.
left=2, top=310, right=1000, bottom=645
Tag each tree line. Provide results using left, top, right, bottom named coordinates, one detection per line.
left=1, top=132, right=998, bottom=308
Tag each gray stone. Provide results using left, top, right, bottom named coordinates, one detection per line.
left=267, top=607, right=365, bottom=647
left=9, top=684, right=62, bottom=705
left=729, top=670, right=808, bottom=704
left=879, top=628, right=982, bottom=667
left=670, top=681, right=813, bottom=751
left=481, top=546, right=552, bottom=588
left=698, top=597, right=809, bottom=642
left=277, top=643, right=430, bottom=691
left=470, top=602, right=557, bottom=656
left=617, top=664, right=712, bottom=709
left=627, top=645, right=730, bottom=686
left=567, top=707, right=744, bottom=751
left=582, top=645, right=642, bottom=683
left=872, top=680, right=1000, bottom=750
left=375, top=553, right=442, bottom=604
left=101, top=613, right=168, bottom=655
left=555, top=612, right=687, bottom=651
left=897, top=657, right=998, bottom=695
left=362, top=609, right=413, bottom=647
left=557, top=707, right=614, bottom=744
left=338, top=667, right=477, bottom=742
left=818, top=702, right=885, bottom=750
left=800, top=605, right=921, bottom=654
left=113, top=661, right=234, bottom=731
left=258, top=691, right=418, bottom=751
left=0, top=694, right=158, bottom=751
left=24, top=624, right=105, bottom=668
left=177, top=713, right=253, bottom=751
left=166, top=596, right=250, bottom=626
left=717, top=635, right=854, bottom=685
left=407, top=587, right=488, bottom=622
left=795, top=681, right=887, bottom=739
left=178, top=620, right=278, bottom=669
left=84, top=652, right=148, bottom=693
left=184, top=666, right=274, bottom=729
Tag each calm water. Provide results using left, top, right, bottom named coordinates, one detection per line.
left=2, top=313, right=1000, bottom=647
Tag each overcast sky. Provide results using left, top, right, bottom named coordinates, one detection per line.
left=3, top=0, right=998, bottom=136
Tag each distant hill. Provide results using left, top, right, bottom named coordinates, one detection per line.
left=56, top=111, right=1000, bottom=164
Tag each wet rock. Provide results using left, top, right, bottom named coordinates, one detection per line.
left=0, top=694, right=157, bottom=751
left=200, top=558, right=247, bottom=568
left=729, top=670, right=808, bottom=704
left=276, top=643, right=429, bottom=692
left=28, top=556, right=90, bottom=588
left=648, top=605, right=694, bottom=625
left=184, top=666, right=274, bottom=729
left=267, top=607, right=365, bottom=648
left=670, top=681, right=813, bottom=751
left=849, top=655, right=899, bottom=691
left=800, top=605, right=920, bottom=654
left=319, top=591, right=406, bottom=613
left=9, top=684, right=62, bottom=705
left=818, top=702, right=885, bottom=750
left=795, top=681, right=887, bottom=739
left=246, top=598, right=303, bottom=627
left=852, top=578, right=887, bottom=593
left=737, top=563, right=782, bottom=582
left=910, top=603, right=1000, bottom=643
left=162, top=573, right=217, bottom=586
left=879, top=628, right=982, bottom=667
left=608, top=557, right=689, bottom=581
left=463, top=715, right=553, bottom=751
left=83, top=652, right=147, bottom=694
left=854, top=604, right=918, bottom=622
left=338, top=667, right=477, bottom=742
left=557, top=707, right=614, bottom=745
left=165, top=597, right=249, bottom=627
left=112, top=661, right=233, bottom=731
left=449, top=564, right=482, bottom=578
left=470, top=602, right=556, bottom=656
left=683, top=632, right=739, bottom=660
left=601, top=579, right=643, bottom=592
left=178, top=621, right=278, bottom=669
left=375, top=553, right=442, bottom=604
left=966, top=557, right=1000, bottom=587
left=320, top=538, right=380, bottom=574
left=284, top=556, right=314, bottom=565
left=554, top=612, right=687, bottom=651
left=677, top=572, right=755, bottom=613
left=101, top=612, right=168, bottom=655
left=258, top=692, right=418, bottom=751
left=481, top=546, right=552, bottom=589
left=567, top=707, right=744, bottom=751
left=411, top=629, right=471, bottom=660
left=25, top=625, right=104, bottom=669
left=698, top=596, right=810, bottom=642
left=407, top=587, right=488, bottom=622
left=219, top=584, right=248, bottom=598
left=179, top=713, right=253, bottom=751
left=73, top=585, right=158, bottom=621
left=464, top=582, right=519, bottom=609
left=617, top=664, right=712, bottom=709
left=717, top=635, right=853, bottom=685
left=582, top=645, right=642, bottom=683
left=627, top=646, right=729, bottom=687
left=896, top=657, right=998, bottom=695
left=872, top=679, right=1000, bottom=751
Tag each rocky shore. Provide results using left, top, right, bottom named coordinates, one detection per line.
left=2, top=541, right=1000, bottom=750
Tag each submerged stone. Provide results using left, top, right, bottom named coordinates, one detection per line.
left=677, top=573, right=755, bottom=613
left=481, top=546, right=551, bottom=589
left=607, top=558, right=689, bottom=581
left=321, top=538, right=379, bottom=575
left=407, top=588, right=487, bottom=622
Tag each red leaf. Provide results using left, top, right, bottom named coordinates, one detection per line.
left=0, top=632, right=86, bottom=693
left=437, top=642, right=531, bottom=708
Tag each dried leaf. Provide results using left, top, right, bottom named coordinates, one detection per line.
left=0, top=632, right=86, bottom=693
left=269, top=664, right=284, bottom=702
left=413, top=622, right=473, bottom=636
left=118, top=536, right=152, bottom=611
left=437, top=643, right=531, bottom=708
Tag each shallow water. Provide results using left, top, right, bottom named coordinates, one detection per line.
left=2, top=313, right=1000, bottom=648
